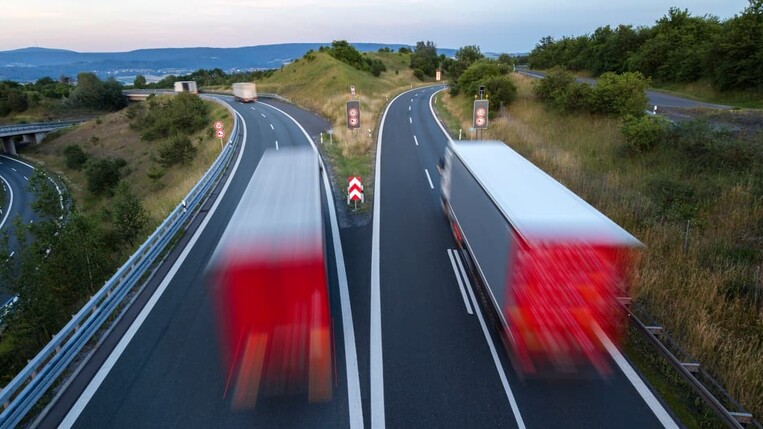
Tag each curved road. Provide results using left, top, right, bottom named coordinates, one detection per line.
left=38, top=97, right=362, bottom=428
left=0, top=155, right=41, bottom=304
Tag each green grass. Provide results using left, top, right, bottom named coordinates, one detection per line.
left=651, top=80, right=763, bottom=109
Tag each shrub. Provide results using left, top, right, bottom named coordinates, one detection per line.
left=157, top=135, right=197, bottom=167
left=455, top=60, right=511, bottom=98
left=588, top=72, right=649, bottom=117
left=644, top=175, right=698, bottom=222
left=413, top=69, right=425, bottom=80
left=533, top=67, right=575, bottom=102
left=620, top=115, right=670, bottom=153
left=484, top=76, right=517, bottom=111
left=63, top=144, right=89, bottom=170
left=136, top=93, right=209, bottom=141
left=84, top=157, right=126, bottom=196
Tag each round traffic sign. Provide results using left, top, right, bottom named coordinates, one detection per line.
left=476, top=107, right=486, bottom=117
left=475, top=117, right=486, bottom=127
left=216, top=129, right=225, bottom=139
left=214, top=121, right=224, bottom=130
left=349, top=108, right=358, bottom=118
left=349, top=117, right=359, bottom=127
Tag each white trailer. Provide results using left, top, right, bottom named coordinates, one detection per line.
left=232, top=82, right=257, bottom=102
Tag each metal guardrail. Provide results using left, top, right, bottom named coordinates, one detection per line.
left=0, top=121, right=85, bottom=138
left=628, top=306, right=758, bottom=428
left=0, top=96, right=240, bottom=428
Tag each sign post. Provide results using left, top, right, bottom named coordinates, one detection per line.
left=346, top=101, right=360, bottom=130
left=347, top=176, right=364, bottom=210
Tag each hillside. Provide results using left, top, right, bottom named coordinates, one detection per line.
left=257, top=50, right=430, bottom=216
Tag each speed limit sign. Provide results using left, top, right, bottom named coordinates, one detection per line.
left=216, top=129, right=225, bottom=139
left=214, top=121, right=224, bottom=130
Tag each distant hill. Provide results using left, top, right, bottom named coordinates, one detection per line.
left=0, top=43, right=480, bottom=83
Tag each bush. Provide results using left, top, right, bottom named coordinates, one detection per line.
left=645, top=175, right=698, bottom=222
left=63, top=144, right=89, bottom=170
left=84, top=157, right=126, bottom=196
left=413, top=69, right=425, bottom=80
left=620, top=115, right=670, bottom=153
left=533, top=67, right=575, bottom=102
left=455, top=60, right=511, bottom=97
left=484, top=76, right=517, bottom=111
left=157, top=135, right=197, bottom=167
left=588, top=72, right=649, bottom=117
left=136, top=92, right=209, bottom=141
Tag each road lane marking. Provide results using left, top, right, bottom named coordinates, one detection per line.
left=409, top=106, right=411, bottom=111
left=425, top=85, right=525, bottom=428
left=261, top=113, right=266, bottom=118
left=0, top=176, right=13, bottom=231
left=275, top=140, right=279, bottom=150
left=11, top=167, right=17, bottom=172
left=595, top=326, right=679, bottom=428
left=413, top=135, right=419, bottom=146
left=270, top=123, right=274, bottom=130
left=23, top=176, right=28, bottom=181
left=372, top=88, right=423, bottom=429
left=462, top=258, right=526, bottom=429
left=453, top=250, right=478, bottom=314
left=447, top=250, right=473, bottom=314
left=424, top=169, right=434, bottom=189
left=60, top=108, right=250, bottom=429
left=250, top=106, right=256, bottom=111
left=410, top=98, right=414, bottom=103
left=409, top=117, right=412, bottom=124
left=262, top=102, right=364, bottom=429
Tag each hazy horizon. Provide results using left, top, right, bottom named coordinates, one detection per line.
left=0, top=0, right=750, bottom=54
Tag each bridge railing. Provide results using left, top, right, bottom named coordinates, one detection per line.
left=0, top=120, right=85, bottom=137
left=0, top=96, right=241, bottom=428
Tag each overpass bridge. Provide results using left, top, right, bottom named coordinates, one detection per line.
left=0, top=121, right=85, bottom=155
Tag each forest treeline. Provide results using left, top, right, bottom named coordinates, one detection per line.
left=528, top=1, right=763, bottom=91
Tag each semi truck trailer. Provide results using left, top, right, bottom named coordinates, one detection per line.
left=232, top=82, right=257, bottom=103
left=208, top=147, right=332, bottom=407
left=440, top=140, right=642, bottom=375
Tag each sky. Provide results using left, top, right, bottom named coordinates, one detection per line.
left=0, top=0, right=751, bottom=54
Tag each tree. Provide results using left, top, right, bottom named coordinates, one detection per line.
left=484, top=76, right=517, bottom=110
left=157, top=135, right=197, bottom=167
left=134, top=75, right=147, bottom=88
left=456, top=60, right=511, bottom=98
left=410, top=41, right=439, bottom=77
left=708, top=0, right=763, bottom=90
left=67, top=72, right=126, bottom=111
left=449, top=45, right=484, bottom=83
left=84, top=157, right=127, bottom=196
left=589, top=72, right=649, bottom=117
left=111, top=181, right=148, bottom=246
left=64, top=144, right=89, bottom=170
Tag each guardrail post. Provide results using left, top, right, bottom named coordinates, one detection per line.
left=645, top=325, right=663, bottom=338
left=681, top=362, right=700, bottom=373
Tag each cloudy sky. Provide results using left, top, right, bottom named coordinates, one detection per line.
left=0, top=0, right=750, bottom=53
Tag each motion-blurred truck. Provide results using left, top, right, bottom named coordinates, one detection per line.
left=208, top=147, right=331, bottom=408
left=440, top=140, right=642, bottom=375
left=232, top=82, right=257, bottom=102
left=173, top=80, right=198, bottom=94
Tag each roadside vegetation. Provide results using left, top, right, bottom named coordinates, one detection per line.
left=527, top=0, right=763, bottom=107
left=0, top=88, right=232, bottom=385
left=437, top=71, right=763, bottom=421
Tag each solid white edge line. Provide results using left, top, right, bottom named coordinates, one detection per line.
left=424, top=169, right=434, bottom=189
left=461, top=258, right=527, bottom=429
left=261, top=102, right=364, bottom=429
left=372, top=87, right=422, bottom=429
left=595, top=326, right=679, bottom=428
left=59, top=109, right=249, bottom=429
left=447, top=250, right=473, bottom=315
left=0, top=175, right=13, bottom=230
left=413, top=135, right=418, bottom=146
left=425, top=86, right=528, bottom=427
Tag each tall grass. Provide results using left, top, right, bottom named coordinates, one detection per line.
left=259, top=51, right=430, bottom=202
left=439, top=73, right=763, bottom=418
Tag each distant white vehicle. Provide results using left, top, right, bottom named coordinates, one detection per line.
left=232, top=82, right=257, bottom=103
left=173, top=80, right=198, bottom=94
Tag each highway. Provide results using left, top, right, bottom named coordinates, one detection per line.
left=30, top=89, right=685, bottom=428
left=38, top=97, right=361, bottom=428
left=371, top=85, right=677, bottom=428
left=0, top=155, right=42, bottom=304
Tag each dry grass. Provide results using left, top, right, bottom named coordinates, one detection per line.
left=440, top=73, right=763, bottom=418
left=258, top=51, right=430, bottom=199
left=23, top=98, right=233, bottom=227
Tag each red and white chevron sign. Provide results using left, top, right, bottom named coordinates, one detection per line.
left=347, top=176, right=364, bottom=203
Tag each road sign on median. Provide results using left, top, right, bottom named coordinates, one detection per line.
left=347, top=101, right=361, bottom=130
left=214, top=120, right=224, bottom=130
left=473, top=99, right=489, bottom=130
left=347, top=176, right=364, bottom=204
left=216, top=129, right=225, bottom=139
